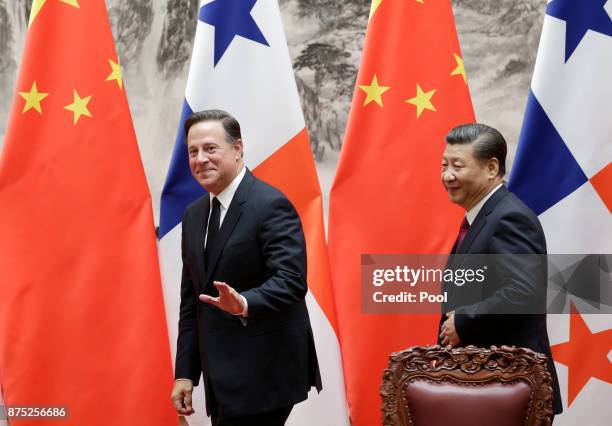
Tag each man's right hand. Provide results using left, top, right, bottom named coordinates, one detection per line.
left=171, top=379, right=195, bottom=415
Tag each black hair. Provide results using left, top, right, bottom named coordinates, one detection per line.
left=446, top=123, right=507, bottom=177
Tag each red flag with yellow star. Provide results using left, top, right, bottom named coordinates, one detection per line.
left=328, top=1, right=474, bottom=424
left=552, top=304, right=612, bottom=407
left=0, top=1, right=176, bottom=424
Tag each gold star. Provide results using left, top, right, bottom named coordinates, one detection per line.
left=415, top=0, right=425, bottom=4
left=105, top=59, right=123, bottom=90
left=19, top=81, right=49, bottom=114
left=358, top=74, right=390, bottom=107
left=450, top=53, right=467, bottom=84
left=59, top=0, right=80, bottom=8
left=405, top=84, right=436, bottom=118
left=29, top=0, right=47, bottom=26
left=369, top=0, right=383, bottom=20
left=29, top=0, right=80, bottom=26
left=64, top=90, right=92, bottom=124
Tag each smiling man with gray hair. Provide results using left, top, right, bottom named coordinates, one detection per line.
left=438, top=123, right=562, bottom=417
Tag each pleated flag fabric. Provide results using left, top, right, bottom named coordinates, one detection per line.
left=509, top=0, right=612, bottom=423
left=0, top=1, right=177, bottom=424
left=328, top=1, right=475, bottom=425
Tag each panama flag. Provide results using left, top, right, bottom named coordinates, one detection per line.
left=508, top=0, right=612, bottom=424
left=158, top=1, right=349, bottom=425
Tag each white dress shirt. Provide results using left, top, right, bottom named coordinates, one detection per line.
left=204, top=166, right=246, bottom=246
left=465, top=183, right=503, bottom=225
left=205, top=166, right=249, bottom=318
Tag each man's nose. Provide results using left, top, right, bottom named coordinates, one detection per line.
left=196, top=150, right=209, bottom=163
left=442, top=170, right=455, bottom=182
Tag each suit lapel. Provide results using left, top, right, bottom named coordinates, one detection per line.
left=458, top=185, right=509, bottom=254
left=202, top=170, right=254, bottom=287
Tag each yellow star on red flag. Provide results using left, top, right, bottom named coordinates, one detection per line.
left=326, top=0, right=474, bottom=424
left=29, top=0, right=80, bottom=26
left=64, top=90, right=92, bottom=124
left=105, top=59, right=123, bottom=90
left=359, top=74, right=390, bottom=107
left=60, top=0, right=80, bottom=7
left=405, top=84, right=436, bottom=118
left=552, top=303, right=612, bottom=405
left=2, top=0, right=181, bottom=422
left=29, top=0, right=47, bottom=26
left=371, top=0, right=423, bottom=20
left=370, top=0, right=383, bottom=20
left=19, top=81, right=49, bottom=114
left=450, top=53, right=467, bottom=84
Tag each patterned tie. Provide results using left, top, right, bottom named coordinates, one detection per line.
left=455, top=216, right=470, bottom=251
left=205, top=197, right=221, bottom=267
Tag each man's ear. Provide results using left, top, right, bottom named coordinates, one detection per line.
left=487, top=157, right=500, bottom=178
left=234, top=139, right=243, bottom=159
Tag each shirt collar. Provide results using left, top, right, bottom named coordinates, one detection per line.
left=210, top=166, right=246, bottom=210
left=465, top=183, right=503, bottom=225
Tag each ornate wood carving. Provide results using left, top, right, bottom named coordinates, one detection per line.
left=381, top=345, right=554, bottom=426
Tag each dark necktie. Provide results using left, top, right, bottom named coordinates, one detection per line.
left=205, top=197, right=221, bottom=267
left=455, top=216, right=470, bottom=251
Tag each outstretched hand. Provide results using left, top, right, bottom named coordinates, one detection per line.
left=199, top=281, right=246, bottom=315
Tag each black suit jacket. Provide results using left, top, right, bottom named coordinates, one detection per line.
left=439, top=185, right=562, bottom=414
left=175, top=169, right=321, bottom=416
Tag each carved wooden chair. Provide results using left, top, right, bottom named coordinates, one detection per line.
left=381, top=345, right=554, bottom=426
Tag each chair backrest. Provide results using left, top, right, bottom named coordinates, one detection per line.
left=381, top=345, right=554, bottom=426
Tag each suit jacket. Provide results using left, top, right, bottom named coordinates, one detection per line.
left=439, top=185, right=562, bottom=414
left=175, top=169, right=321, bottom=416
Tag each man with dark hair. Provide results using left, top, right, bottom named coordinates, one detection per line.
left=438, top=123, right=562, bottom=416
left=170, top=109, right=321, bottom=425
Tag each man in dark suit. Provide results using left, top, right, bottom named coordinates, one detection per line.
left=170, top=109, right=321, bottom=425
left=438, top=123, right=562, bottom=416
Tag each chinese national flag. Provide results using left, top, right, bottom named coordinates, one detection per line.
left=0, top=1, right=176, bottom=425
left=328, top=1, right=474, bottom=425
